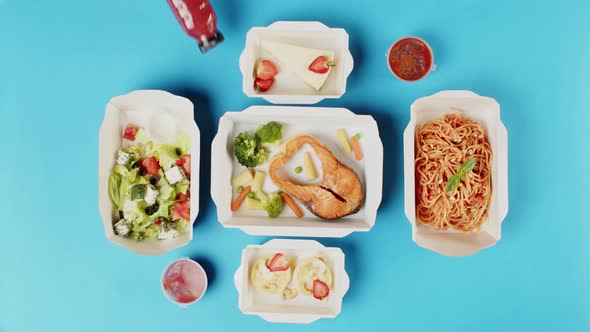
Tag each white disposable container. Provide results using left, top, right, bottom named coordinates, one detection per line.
left=98, top=90, right=200, bottom=255
left=211, top=106, right=383, bottom=238
left=403, top=90, right=509, bottom=256
left=234, top=239, right=349, bottom=324
left=239, top=21, right=354, bottom=104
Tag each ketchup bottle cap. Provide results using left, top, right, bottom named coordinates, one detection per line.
left=199, top=32, right=224, bottom=53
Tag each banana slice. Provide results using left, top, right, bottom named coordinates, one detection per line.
left=250, top=256, right=292, bottom=295
left=292, top=256, right=333, bottom=297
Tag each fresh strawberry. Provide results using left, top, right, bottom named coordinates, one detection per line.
left=312, top=279, right=330, bottom=300
left=254, top=78, right=275, bottom=93
left=266, top=253, right=289, bottom=272
left=308, top=56, right=335, bottom=74
left=255, top=59, right=278, bottom=80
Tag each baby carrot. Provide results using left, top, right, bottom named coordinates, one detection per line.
left=350, top=136, right=363, bottom=160
left=280, top=192, right=303, bottom=218
left=231, top=185, right=252, bottom=212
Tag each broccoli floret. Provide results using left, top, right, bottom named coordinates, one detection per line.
left=258, top=192, right=284, bottom=218
left=255, top=121, right=283, bottom=144
left=234, top=132, right=268, bottom=167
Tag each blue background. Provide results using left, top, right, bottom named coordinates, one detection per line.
left=1, top=0, right=589, bottom=331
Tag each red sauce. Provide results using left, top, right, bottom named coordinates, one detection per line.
left=388, top=37, right=433, bottom=81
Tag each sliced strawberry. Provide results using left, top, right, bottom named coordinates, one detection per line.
left=176, top=154, right=191, bottom=177
left=308, top=56, right=335, bottom=74
left=254, top=78, right=275, bottom=93
left=312, top=279, right=330, bottom=300
left=266, top=253, right=289, bottom=272
left=255, top=59, right=278, bottom=80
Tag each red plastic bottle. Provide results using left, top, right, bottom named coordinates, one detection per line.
left=167, top=0, right=224, bottom=53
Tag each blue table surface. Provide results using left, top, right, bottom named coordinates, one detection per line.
left=1, top=0, right=589, bottom=331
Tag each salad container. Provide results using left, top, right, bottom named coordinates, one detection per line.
left=211, top=106, right=383, bottom=238
left=403, top=90, right=509, bottom=256
left=234, top=239, right=349, bottom=324
left=239, top=21, right=354, bottom=104
left=98, top=90, right=200, bottom=255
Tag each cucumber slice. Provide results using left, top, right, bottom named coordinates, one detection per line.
left=130, top=184, right=146, bottom=201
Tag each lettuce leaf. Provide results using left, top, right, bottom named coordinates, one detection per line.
left=127, top=168, right=138, bottom=183
left=157, top=181, right=175, bottom=203
left=134, top=128, right=150, bottom=145
left=175, top=219, right=191, bottom=235
left=108, top=174, right=121, bottom=209
left=173, top=134, right=191, bottom=155
left=121, top=144, right=143, bottom=159
left=156, top=144, right=178, bottom=170
left=148, top=202, right=171, bottom=222
left=144, top=227, right=158, bottom=239
left=119, top=177, right=131, bottom=206
left=123, top=200, right=147, bottom=224
left=175, top=179, right=190, bottom=195
left=113, top=165, right=129, bottom=177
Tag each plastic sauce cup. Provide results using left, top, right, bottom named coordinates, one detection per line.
left=161, top=258, right=208, bottom=308
left=387, top=37, right=436, bottom=82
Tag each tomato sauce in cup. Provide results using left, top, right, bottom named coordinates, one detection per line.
left=388, top=37, right=434, bottom=81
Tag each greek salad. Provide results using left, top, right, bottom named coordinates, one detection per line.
left=108, top=124, right=192, bottom=241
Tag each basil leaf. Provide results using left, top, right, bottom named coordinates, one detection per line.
left=445, top=158, right=478, bottom=193
left=460, top=158, right=477, bottom=173
left=446, top=174, right=461, bottom=192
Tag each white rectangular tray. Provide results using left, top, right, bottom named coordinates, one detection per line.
left=403, top=90, right=509, bottom=256
left=98, top=90, right=200, bottom=255
left=211, top=106, right=383, bottom=238
left=234, top=239, right=349, bottom=324
left=239, top=21, right=353, bottom=104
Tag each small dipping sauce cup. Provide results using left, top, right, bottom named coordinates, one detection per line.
left=387, top=37, right=435, bottom=82
left=161, top=258, right=208, bottom=307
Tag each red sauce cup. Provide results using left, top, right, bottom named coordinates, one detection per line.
left=387, top=37, right=435, bottom=82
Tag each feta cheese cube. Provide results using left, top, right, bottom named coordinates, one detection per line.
left=114, top=219, right=130, bottom=236
left=116, top=150, right=131, bottom=165
left=144, top=185, right=159, bottom=205
left=165, top=166, right=185, bottom=184
left=158, top=227, right=178, bottom=240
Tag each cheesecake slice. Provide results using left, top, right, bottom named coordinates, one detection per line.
left=260, top=40, right=335, bottom=91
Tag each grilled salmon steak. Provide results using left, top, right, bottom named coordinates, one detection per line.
left=269, top=135, right=363, bottom=220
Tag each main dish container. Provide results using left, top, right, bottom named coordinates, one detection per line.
left=234, top=239, right=349, bottom=324
left=211, top=106, right=383, bottom=238
left=403, top=90, right=508, bottom=256
left=239, top=21, right=354, bottom=104
left=98, top=90, right=200, bottom=255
